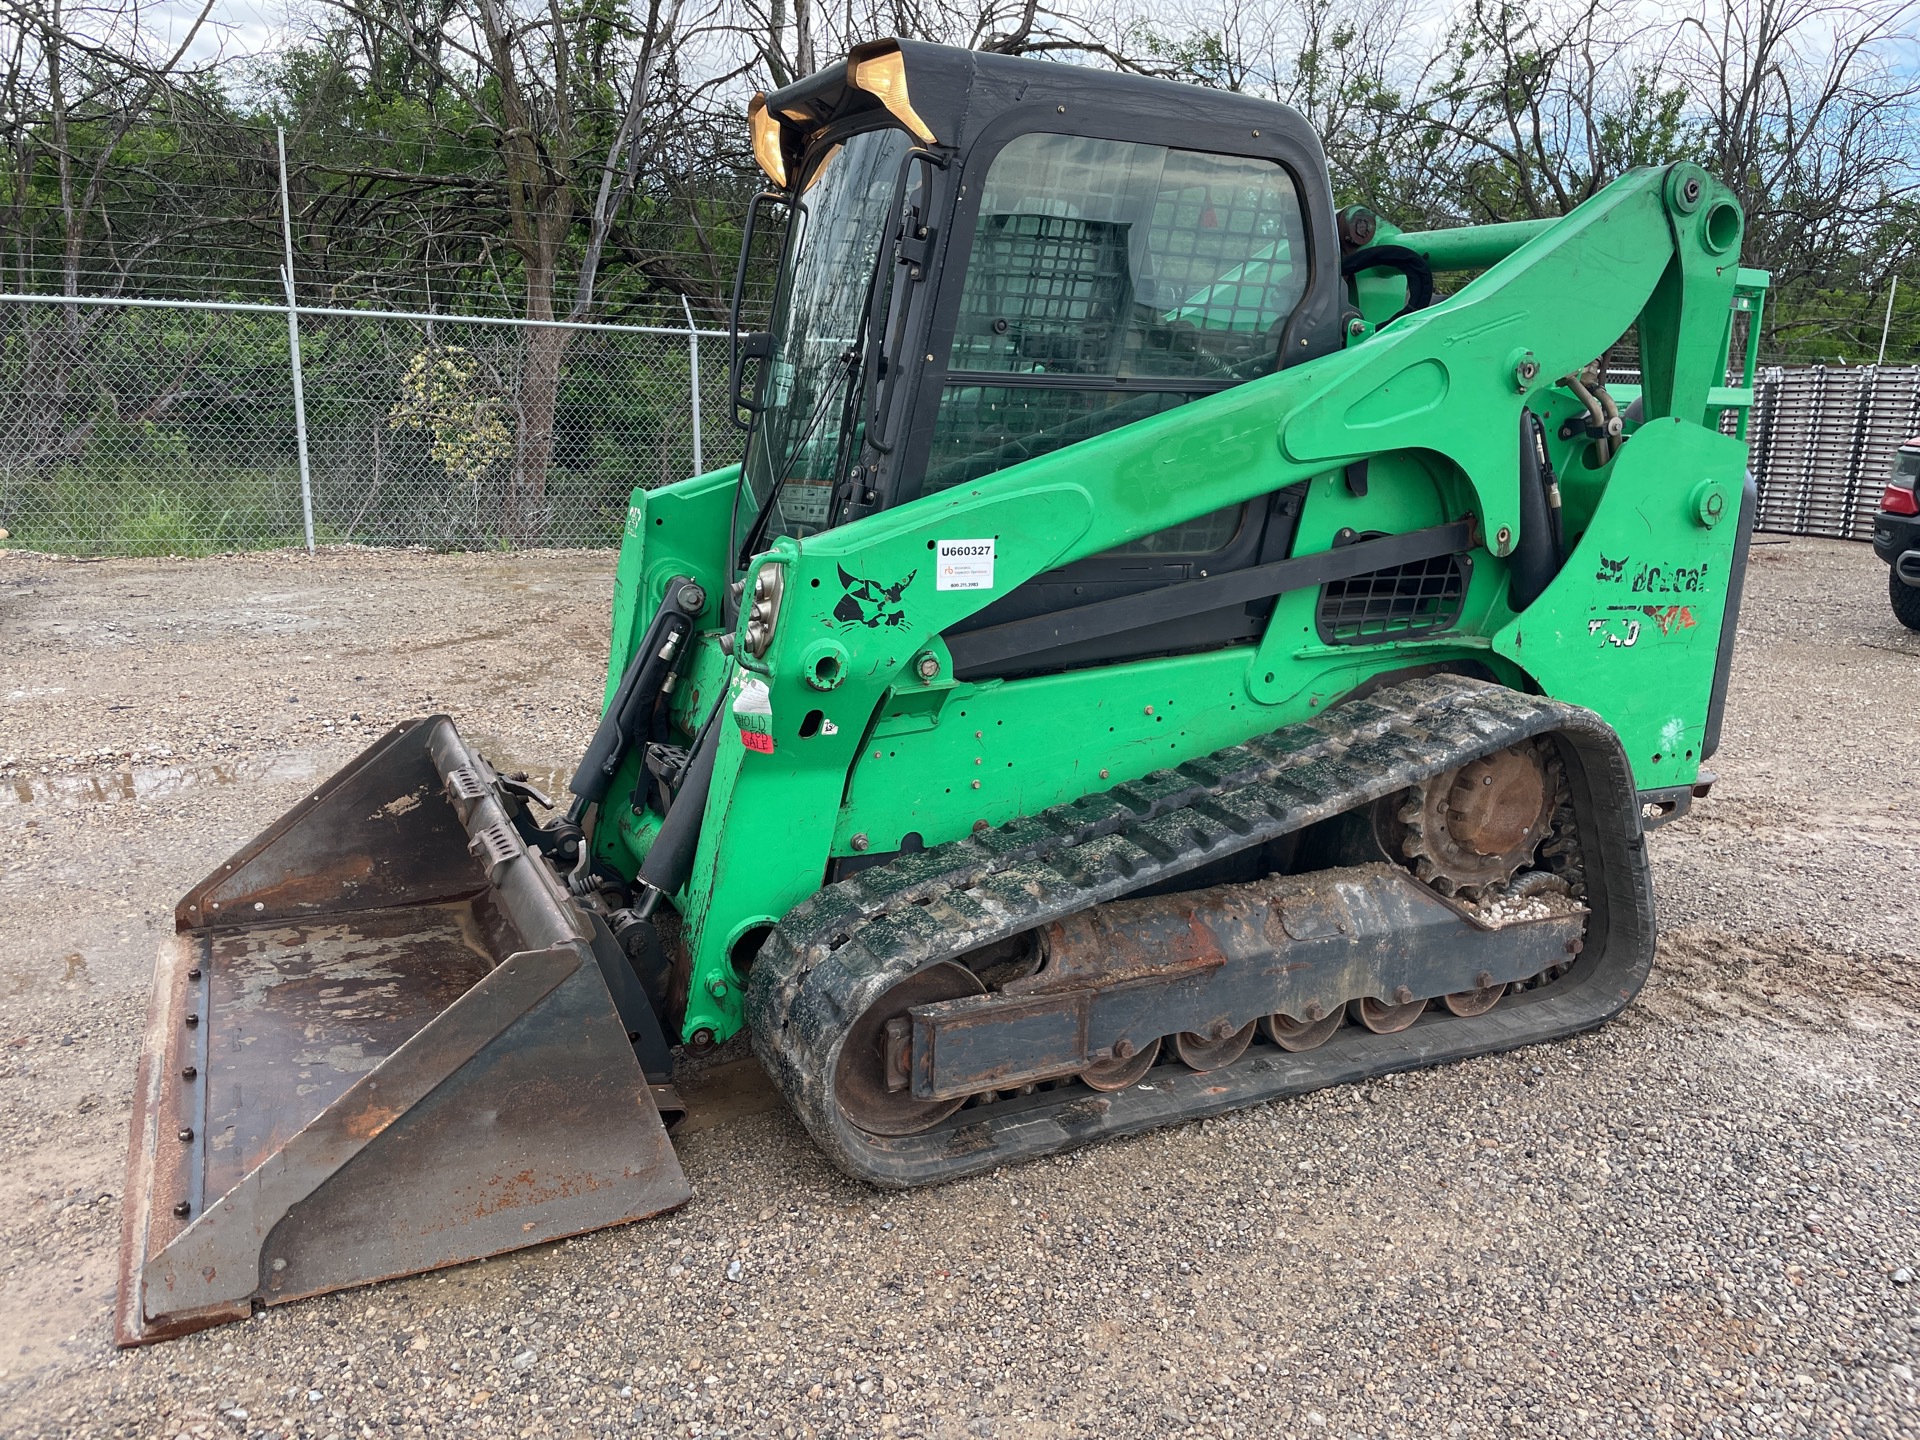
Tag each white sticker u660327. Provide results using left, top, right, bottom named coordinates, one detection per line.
left=936, top=538, right=995, bottom=591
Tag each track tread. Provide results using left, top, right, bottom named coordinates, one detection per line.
left=748, top=675, right=1655, bottom=1188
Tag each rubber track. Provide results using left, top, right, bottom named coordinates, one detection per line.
left=747, top=675, right=1655, bottom=1187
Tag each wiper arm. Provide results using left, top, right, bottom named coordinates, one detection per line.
left=738, top=342, right=861, bottom=566
left=739, top=180, right=899, bottom=567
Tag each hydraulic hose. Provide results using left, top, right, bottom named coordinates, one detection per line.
left=1510, top=409, right=1559, bottom=612
left=634, top=695, right=726, bottom=900
left=566, top=576, right=703, bottom=819
left=1562, top=371, right=1611, bottom=464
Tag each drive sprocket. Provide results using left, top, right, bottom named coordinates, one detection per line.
left=1393, top=741, right=1554, bottom=899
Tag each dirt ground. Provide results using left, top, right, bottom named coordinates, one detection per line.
left=0, top=537, right=1915, bottom=1439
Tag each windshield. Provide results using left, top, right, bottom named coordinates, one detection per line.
left=734, top=127, right=911, bottom=560
left=945, top=134, right=1308, bottom=385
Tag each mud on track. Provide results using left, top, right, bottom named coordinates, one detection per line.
left=0, top=538, right=1915, bottom=1439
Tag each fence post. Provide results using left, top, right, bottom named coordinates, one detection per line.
left=682, top=294, right=704, bottom=475
left=277, top=127, right=317, bottom=555
left=1879, top=277, right=1899, bottom=366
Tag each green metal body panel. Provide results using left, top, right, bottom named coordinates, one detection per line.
left=596, top=465, right=737, bottom=879
left=826, top=637, right=1521, bottom=857
left=595, top=162, right=1767, bottom=1048
left=1492, top=418, right=1747, bottom=775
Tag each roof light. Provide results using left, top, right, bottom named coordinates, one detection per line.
left=851, top=49, right=935, bottom=144
left=748, top=94, right=787, bottom=188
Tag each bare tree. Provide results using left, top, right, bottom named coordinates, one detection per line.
left=711, top=0, right=1114, bottom=98
left=0, top=0, right=222, bottom=298
left=0, top=0, right=230, bottom=468
left=1676, top=0, right=1920, bottom=286
left=319, top=0, right=700, bottom=539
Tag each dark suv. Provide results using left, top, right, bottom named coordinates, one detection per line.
left=1874, top=440, right=1920, bottom=631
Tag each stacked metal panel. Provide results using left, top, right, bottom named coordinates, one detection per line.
left=1749, top=366, right=1920, bottom=540
left=1854, top=368, right=1920, bottom=537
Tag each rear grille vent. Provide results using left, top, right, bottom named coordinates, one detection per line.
left=1316, top=545, right=1471, bottom=644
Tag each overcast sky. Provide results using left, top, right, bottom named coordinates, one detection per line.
left=146, top=0, right=293, bottom=71
left=124, top=0, right=1920, bottom=100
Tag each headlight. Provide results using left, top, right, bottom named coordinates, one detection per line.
left=744, top=564, right=784, bottom=659
left=747, top=95, right=787, bottom=188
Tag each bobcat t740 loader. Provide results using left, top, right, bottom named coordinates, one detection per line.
left=117, top=39, right=1768, bottom=1342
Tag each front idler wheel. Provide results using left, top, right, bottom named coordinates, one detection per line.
left=833, top=961, right=984, bottom=1137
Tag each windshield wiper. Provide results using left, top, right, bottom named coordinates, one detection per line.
left=738, top=342, right=862, bottom=566
left=738, top=177, right=900, bottom=568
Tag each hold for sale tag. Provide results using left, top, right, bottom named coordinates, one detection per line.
left=936, top=538, right=995, bottom=591
left=733, top=675, right=775, bottom=754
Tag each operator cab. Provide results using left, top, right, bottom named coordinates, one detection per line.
left=728, top=39, right=1349, bottom=677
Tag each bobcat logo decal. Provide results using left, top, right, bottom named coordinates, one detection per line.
left=1595, top=554, right=1627, bottom=584
left=834, top=566, right=916, bottom=629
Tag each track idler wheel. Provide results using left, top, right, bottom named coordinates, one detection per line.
left=833, top=961, right=984, bottom=1137
left=1173, top=1020, right=1257, bottom=1071
left=1351, top=991, right=1426, bottom=1034
left=1080, top=1036, right=1161, bottom=1092
left=1263, top=1006, right=1344, bottom=1052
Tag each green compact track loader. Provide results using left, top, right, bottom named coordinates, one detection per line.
left=118, top=39, right=1769, bottom=1343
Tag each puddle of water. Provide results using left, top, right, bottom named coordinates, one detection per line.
left=457, top=734, right=571, bottom=804
left=493, top=763, right=571, bottom=804
left=2, top=752, right=322, bottom=808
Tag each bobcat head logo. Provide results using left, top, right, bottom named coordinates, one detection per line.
left=1595, top=554, right=1627, bottom=583
left=834, top=565, right=916, bottom=629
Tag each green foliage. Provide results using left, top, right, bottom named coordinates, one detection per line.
left=5, top=0, right=1917, bottom=560
left=388, top=345, right=515, bottom=487
left=1, top=435, right=308, bottom=557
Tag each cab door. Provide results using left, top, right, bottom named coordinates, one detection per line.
left=897, top=129, right=1328, bottom=677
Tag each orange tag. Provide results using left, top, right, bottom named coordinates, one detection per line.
left=741, top=731, right=774, bottom=754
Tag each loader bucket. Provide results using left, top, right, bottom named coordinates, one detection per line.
left=115, top=718, right=690, bottom=1346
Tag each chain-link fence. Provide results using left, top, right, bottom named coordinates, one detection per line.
left=4, top=288, right=1910, bottom=554
left=0, top=294, right=741, bottom=554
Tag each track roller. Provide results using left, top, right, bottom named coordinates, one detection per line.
left=1080, top=1037, right=1161, bottom=1091
left=1264, top=1008, right=1344, bottom=1052
left=1174, top=1021, right=1257, bottom=1071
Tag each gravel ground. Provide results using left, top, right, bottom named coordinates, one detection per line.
left=0, top=537, right=1916, bottom=1440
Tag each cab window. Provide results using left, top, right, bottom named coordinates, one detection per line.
left=925, top=133, right=1308, bottom=554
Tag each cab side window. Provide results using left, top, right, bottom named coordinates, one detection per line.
left=925, top=133, right=1308, bottom=556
